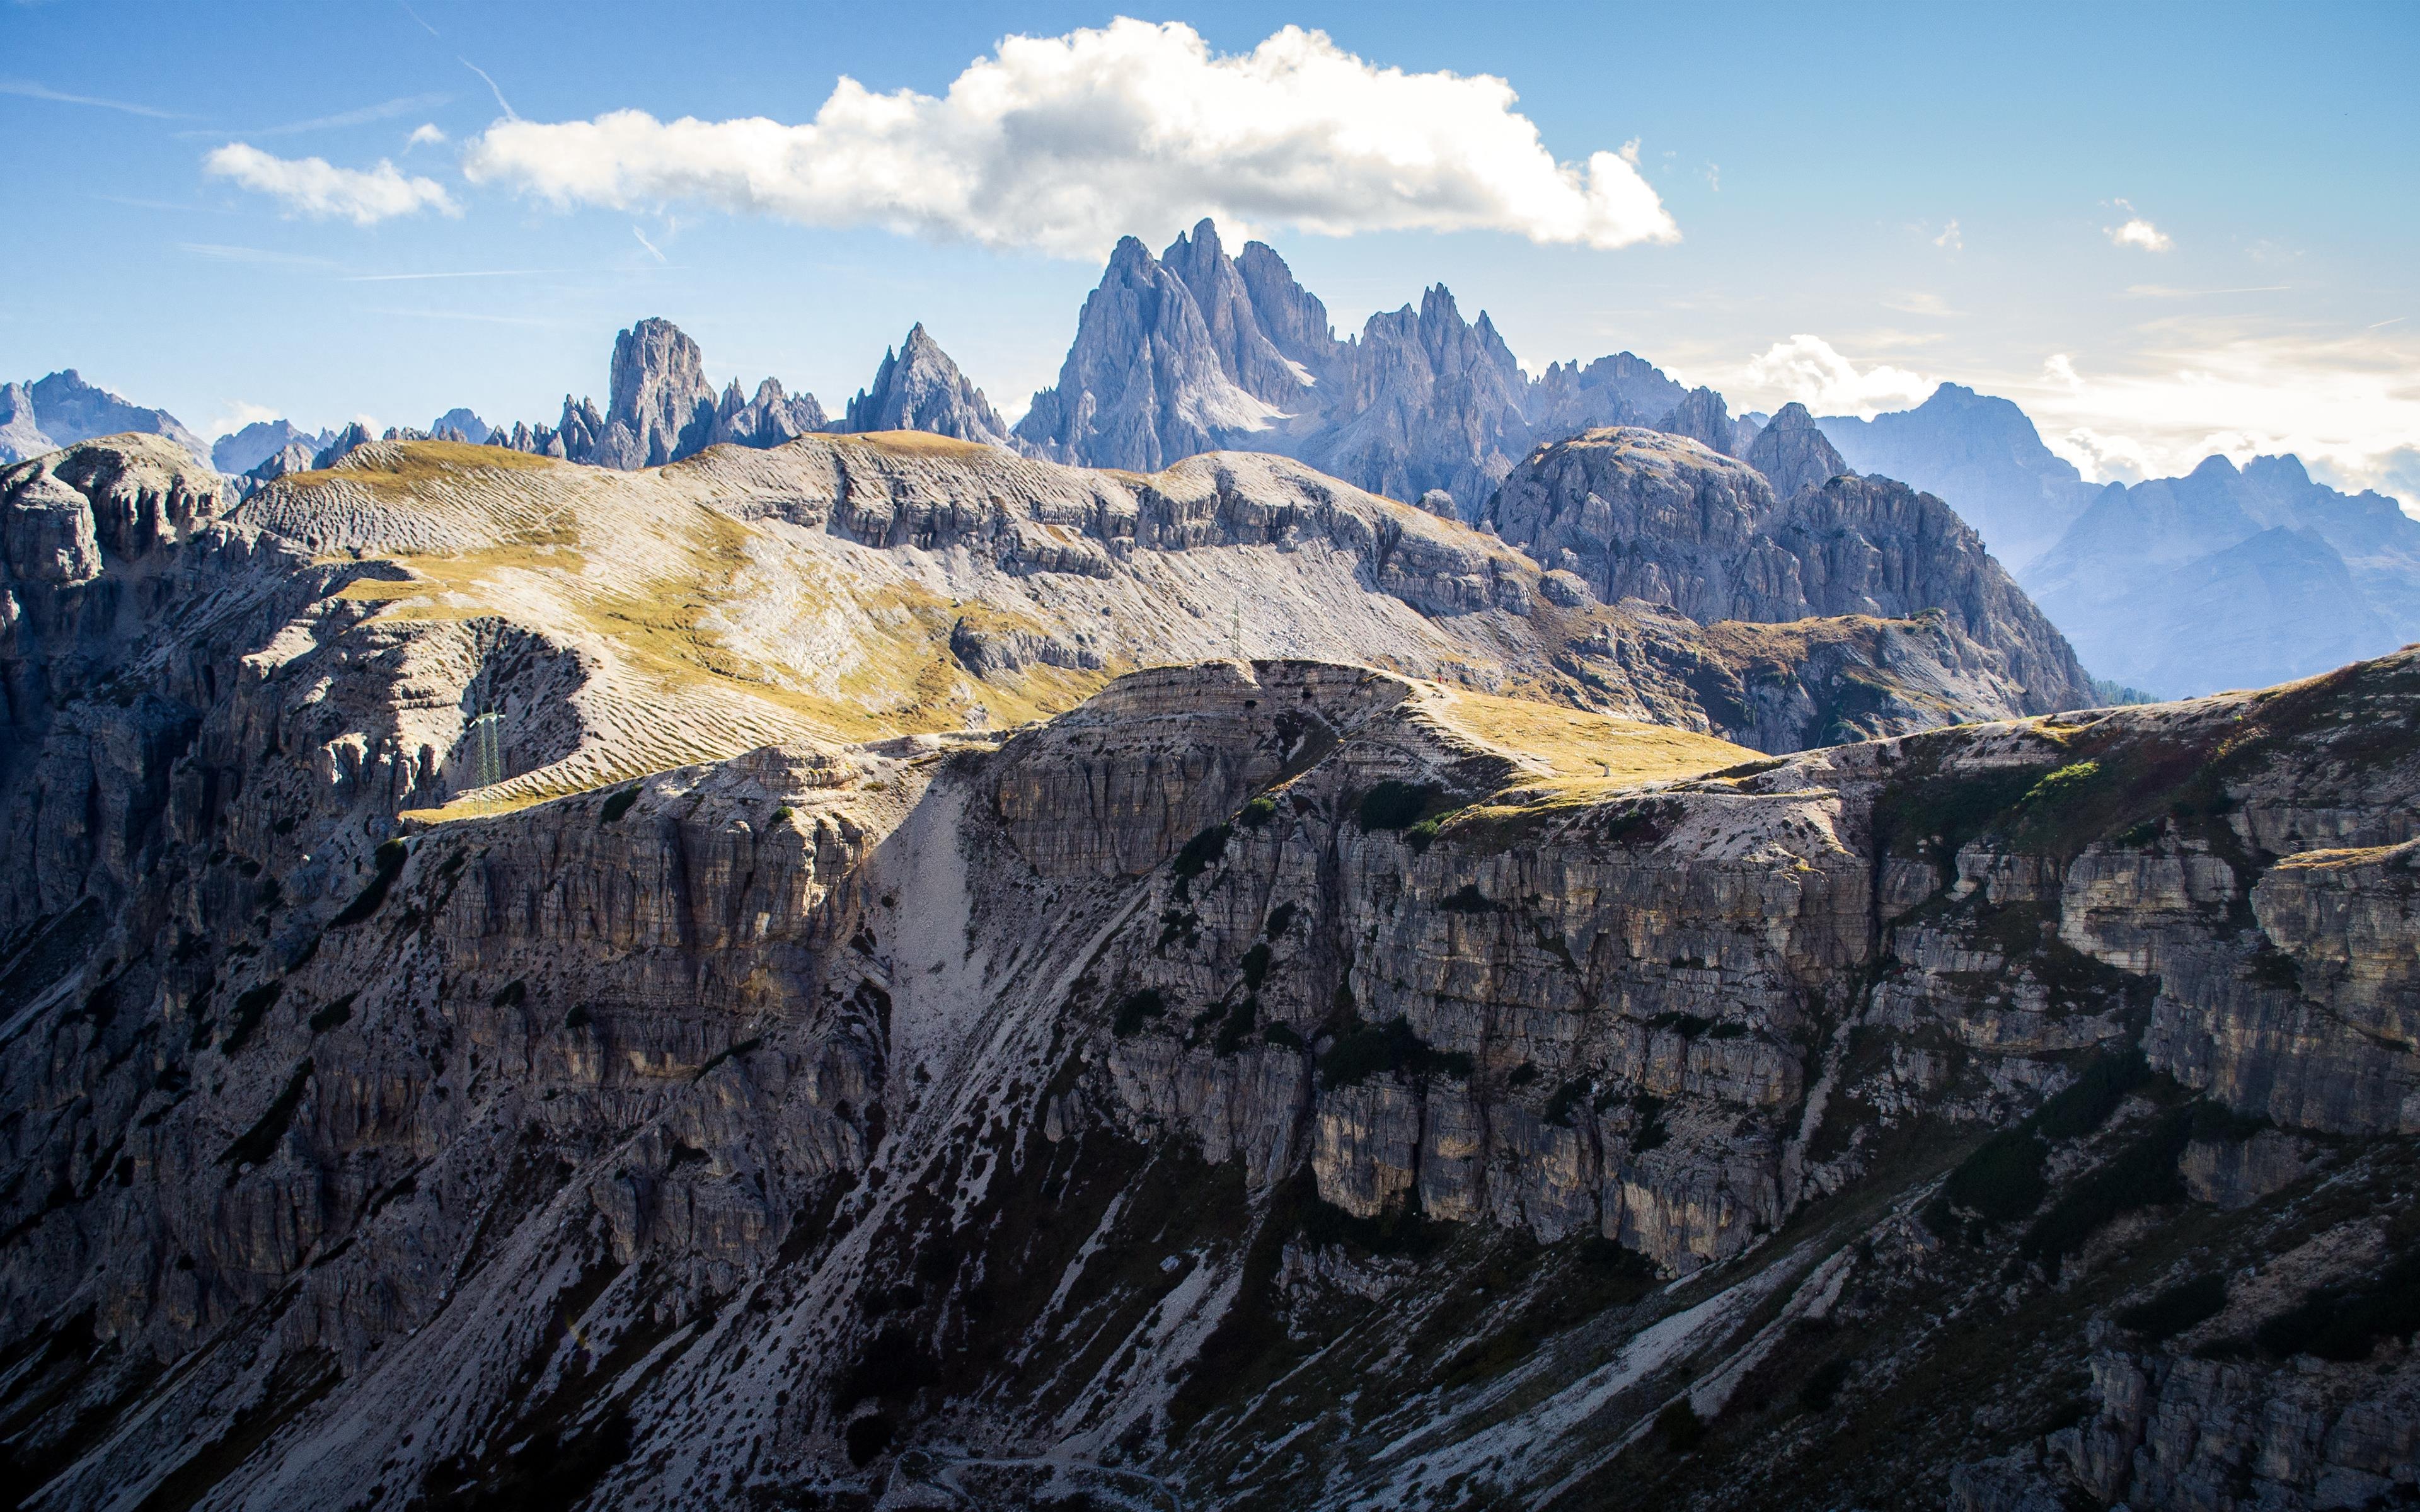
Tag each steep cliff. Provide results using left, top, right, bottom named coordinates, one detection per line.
left=840, top=326, right=1015, bottom=447
left=1018, top=220, right=1690, bottom=518
left=3, top=554, right=2417, bottom=1510
left=1485, top=427, right=2097, bottom=714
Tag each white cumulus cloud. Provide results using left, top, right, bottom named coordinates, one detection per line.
left=2103, top=199, right=2173, bottom=252
left=407, top=123, right=448, bottom=147
left=205, top=143, right=459, bottom=224
left=1740, top=334, right=1935, bottom=418
left=459, top=19, right=1679, bottom=257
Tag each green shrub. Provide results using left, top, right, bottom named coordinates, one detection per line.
left=1655, top=1400, right=1704, bottom=1452
left=1236, top=796, right=1277, bottom=828
left=2022, top=760, right=2104, bottom=809
left=1241, top=942, right=1272, bottom=990
left=1797, top=1356, right=1854, bottom=1412
left=2021, top=1108, right=2194, bottom=1271
left=1295, top=1194, right=1442, bottom=1257
left=1112, top=989, right=1167, bottom=1038
left=307, top=993, right=356, bottom=1034
left=1630, top=1094, right=1669, bottom=1152
left=2035, top=1051, right=2150, bottom=1139
left=1939, top=1128, right=2048, bottom=1224
left=1172, top=823, right=1231, bottom=879
left=600, top=784, right=642, bottom=823
left=2118, top=1273, right=2228, bottom=1341
left=2256, top=1250, right=2420, bottom=1362
left=330, top=839, right=410, bottom=928
left=1264, top=902, right=1298, bottom=938
left=221, top=980, right=284, bottom=1055
left=1544, top=1079, right=1591, bottom=1127
left=1213, top=996, right=1259, bottom=1056
left=1357, top=781, right=1438, bottom=832
left=1318, top=1016, right=1473, bottom=1087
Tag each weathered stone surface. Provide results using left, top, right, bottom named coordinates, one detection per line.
left=1485, top=426, right=2095, bottom=712
left=7, top=429, right=2420, bottom=1512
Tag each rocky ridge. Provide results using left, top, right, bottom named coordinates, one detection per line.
left=1484, top=426, right=2096, bottom=716
left=842, top=326, right=1016, bottom=448
left=3, top=451, right=2417, bottom=1512
left=0, top=370, right=210, bottom=467
left=1016, top=219, right=1688, bottom=519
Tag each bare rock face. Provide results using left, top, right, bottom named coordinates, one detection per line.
left=1656, top=384, right=1753, bottom=457
left=1021, top=220, right=1690, bottom=519
left=0, top=369, right=210, bottom=467
left=489, top=318, right=829, bottom=470
left=11, top=430, right=2415, bottom=1512
left=594, top=316, right=718, bottom=468
left=839, top=324, right=1012, bottom=446
left=1746, top=401, right=1852, bottom=499
left=1300, top=284, right=1536, bottom=518
left=1015, top=234, right=1282, bottom=471
left=1485, top=426, right=2096, bottom=713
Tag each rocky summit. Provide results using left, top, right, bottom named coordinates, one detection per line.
left=1, top=422, right=2415, bottom=1512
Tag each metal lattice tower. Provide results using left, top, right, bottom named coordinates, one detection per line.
left=470, top=711, right=504, bottom=786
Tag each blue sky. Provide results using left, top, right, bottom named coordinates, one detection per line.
left=3, top=0, right=2414, bottom=500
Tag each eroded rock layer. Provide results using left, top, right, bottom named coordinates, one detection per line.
left=3, top=511, right=2418, bottom=1512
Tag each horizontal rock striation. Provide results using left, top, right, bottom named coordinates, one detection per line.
left=7, top=428, right=2417, bottom=1512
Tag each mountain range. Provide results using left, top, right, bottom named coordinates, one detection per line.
left=3, top=426, right=2415, bottom=1511
left=1814, top=385, right=2420, bottom=696
left=11, top=218, right=2417, bottom=702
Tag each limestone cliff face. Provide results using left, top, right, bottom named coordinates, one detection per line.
left=838, top=324, right=1013, bottom=447
left=8, top=431, right=2418, bottom=1512
left=1486, top=426, right=2096, bottom=713
left=4, top=613, right=2418, bottom=1510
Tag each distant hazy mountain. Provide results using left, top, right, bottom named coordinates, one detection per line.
left=491, top=316, right=828, bottom=467
left=1818, top=383, right=2099, bottom=572
left=1018, top=218, right=1685, bottom=518
left=2026, top=453, right=2420, bottom=696
left=844, top=324, right=1015, bottom=446
left=430, top=407, right=492, bottom=444
left=213, top=418, right=339, bottom=476
left=0, top=369, right=208, bottom=466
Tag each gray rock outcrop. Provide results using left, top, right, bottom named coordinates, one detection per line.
left=1485, top=426, right=2095, bottom=712
left=1018, top=220, right=1690, bottom=518
left=212, top=418, right=339, bottom=476
left=4, top=439, right=2418, bottom=1511
left=1746, top=401, right=1852, bottom=498
left=839, top=324, right=1012, bottom=445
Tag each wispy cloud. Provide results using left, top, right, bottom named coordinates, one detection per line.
left=398, top=0, right=440, bottom=36
left=1882, top=291, right=1958, bottom=318
left=460, top=59, right=517, bottom=121
left=631, top=226, right=666, bottom=263
left=2124, top=284, right=2290, bottom=299
left=91, top=192, right=238, bottom=215
left=204, top=144, right=460, bottom=224
left=408, top=123, right=448, bottom=148
left=357, top=307, right=555, bottom=327
left=1, top=77, right=189, bottom=119
left=177, top=241, right=338, bottom=268
left=2005, top=319, right=2420, bottom=508
left=186, top=93, right=451, bottom=141
left=340, top=268, right=567, bottom=282
left=1933, top=218, right=1962, bottom=252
